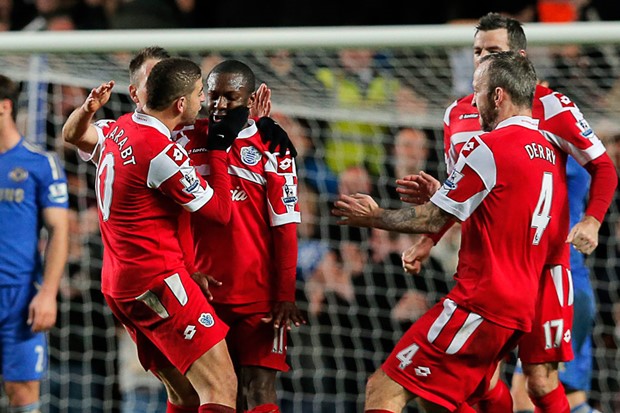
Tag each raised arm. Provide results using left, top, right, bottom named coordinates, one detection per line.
left=62, top=80, right=115, bottom=154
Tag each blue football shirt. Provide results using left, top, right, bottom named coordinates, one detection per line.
left=0, top=138, right=68, bottom=286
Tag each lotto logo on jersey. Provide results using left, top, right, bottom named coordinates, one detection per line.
left=165, top=145, right=188, bottom=166
left=277, top=156, right=293, bottom=174
left=460, top=138, right=480, bottom=157
left=459, top=113, right=479, bottom=120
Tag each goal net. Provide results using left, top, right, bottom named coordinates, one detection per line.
left=1, top=22, right=619, bottom=413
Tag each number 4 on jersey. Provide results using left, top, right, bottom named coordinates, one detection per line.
left=531, top=172, right=553, bottom=245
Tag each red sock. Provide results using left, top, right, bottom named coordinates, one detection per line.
left=167, top=401, right=199, bottom=413
left=476, top=379, right=513, bottom=413
left=198, top=403, right=235, bottom=413
left=532, top=382, right=570, bottom=413
left=247, top=403, right=280, bottom=413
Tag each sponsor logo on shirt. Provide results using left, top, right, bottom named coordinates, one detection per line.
left=282, top=184, right=298, bottom=211
left=48, top=182, right=69, bottom=203
left=414, top=366, right=431, bottom=377
left=459, top=113, right=479, bottom=120
left=198, top=313, right=215, bottom=328
left=278, top=157, right=293, bottom=173
left=166, top=146, right=188, bottom=166
left=460, top=138, right=480, bottom=157
left=240, top=146, right=262, bottom=166
left=180, top=169, right=200, bottom=193
left=184, top=325, right=196, bottom=340
left=231, top=186, right=248, bottom=201
left=9, top=167, right=28, bottom=182
left=443, top=170, right=464, bottom=190
left=576, top=119, right=594, bottom=139
left=188, top=147, right=209, bottom=154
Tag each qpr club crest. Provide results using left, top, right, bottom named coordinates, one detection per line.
left=198, top=313, right=215, bottom=328
left=240, top=146, right=262, bottom=166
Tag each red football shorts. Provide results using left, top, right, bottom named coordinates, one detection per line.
left=517, top=264, right=574, bottom=364
left=382, top=298, right=523, bottom=412
left=104, top=271, right=229, bottom=374
left=213, top=301, right=289, bottom=372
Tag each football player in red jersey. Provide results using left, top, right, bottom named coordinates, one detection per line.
left=181, top=60, right=305, bottom=413
left=398, top=12, right=617, bottom=413
left=96, top=58, right=249, bottom=413
left=333, top=52, right=568, bottom=413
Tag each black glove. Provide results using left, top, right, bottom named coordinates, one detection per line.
left=206, top=106, right=250, bottom=151
left=257, top=117, right=298, bottom=157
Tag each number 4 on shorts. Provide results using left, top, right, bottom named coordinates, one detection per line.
left=396, top=343, right=420, bottom=369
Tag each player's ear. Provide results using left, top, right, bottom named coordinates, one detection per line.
left=176, top=96, right=186, bottom=114
left=129, top=85, right=139, bottom=105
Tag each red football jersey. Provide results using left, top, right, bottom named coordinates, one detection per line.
left=443, top=85, right=607, bottom=175
left=180, top=118, right=301, bottom=304
left=442, top=84, right=613, bottom=258
left=96, top=112, right=228, bottom=298
left=431, top=116, right=568, bottom=332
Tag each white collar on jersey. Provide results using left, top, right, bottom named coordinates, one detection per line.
left=236, top=118, right=258, bottom=140
left=496, top=115, right=539, bottom=131
left=132, top=110, right=172, bottom=139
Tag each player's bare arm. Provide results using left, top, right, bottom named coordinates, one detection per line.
left=62, top=80, right=115, bottom=154
left=28, top=206, right=68, bottom=332
left=566, top=215, right=601, bottom=255
left=395, top=171, right=441, bottom=205
left=333, top=193, right=451, bottom=234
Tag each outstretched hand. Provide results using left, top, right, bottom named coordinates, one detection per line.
left=332, top=193, right=380, bottom=227
left=250, top=83, right=272, bottom=118
left=83, top=80, right=115, bottom=114
left=261, top=301, right=306, bottom=330
left=396, top=171, right=441, bottom=205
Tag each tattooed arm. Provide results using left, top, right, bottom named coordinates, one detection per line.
left=332, top=193, right=454, bottom=234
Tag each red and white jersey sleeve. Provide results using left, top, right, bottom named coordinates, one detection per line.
left=443, top=94, right=483, bottom=174
left=533, top=85, right=606, bottom=164
left=431, top=116, right=568, bottom=332
left=98, top=112, right=216, bottom=299
left=186, top=119, right=300, bottom=304
left=77, top=118, right=115, bottom=163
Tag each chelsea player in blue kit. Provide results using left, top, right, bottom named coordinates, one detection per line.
left=0, top=74, right=69, bottom=413
left=562, top=156, right=600, bottom=413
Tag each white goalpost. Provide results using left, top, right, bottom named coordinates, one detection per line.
left=0, top=22, right=618, bottom=413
